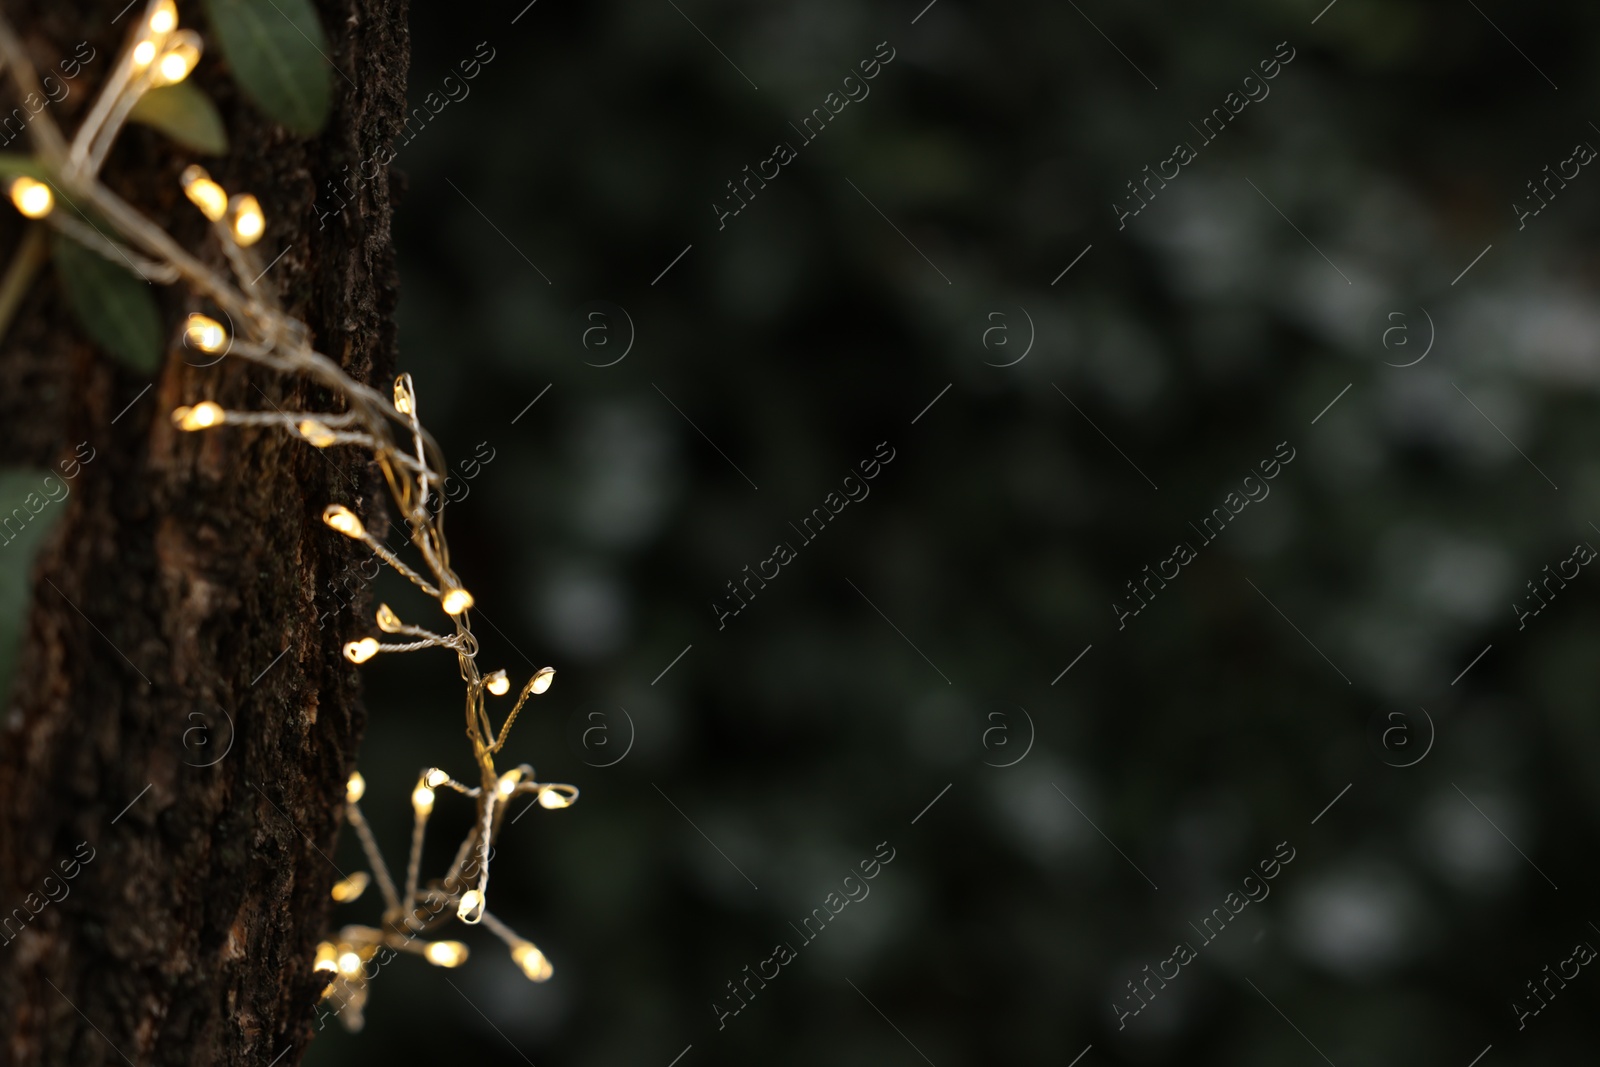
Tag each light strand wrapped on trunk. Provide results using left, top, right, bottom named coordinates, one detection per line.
left=0, top=0, right=574, bottom=1032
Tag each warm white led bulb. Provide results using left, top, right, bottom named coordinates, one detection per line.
left=298, top=419, right=337, bottom=448
left=155, top=45, right=195, bottom=85
left=9, top=177, right=52, bottom=219
left=375, top=604, right=402, bottom=633
left=173, top=401, right=224, bottom=431
left=530, top=667, right=555, bottom=695
left=512, top=942, right=553, bottom=982
left=423, top=767, right=449, bottom=789
left=345, top=772, right=365, bottom=803
left=183, top=314, right=227, bottom=354
left=322, top=505, right=365, bottom=539
left=457, top=889, right=485, bottom=924
left=344, top=638, right=379, bottom=664
left=330, top=872, right=369, bottom=903
left=485, top=670, right=510, bottom=696
left=440, top=587, right=474, bottom=616
left=425, top=941, right=469, bottom=968
left=148, top=0, right=178, bottom=34
left=538, top=787, right=573, bottom=810
left=313, top=941, right=339, bottom=973
left=230, top=194, right=264, bottom=246
left=181, top=166, right=228, bottom=221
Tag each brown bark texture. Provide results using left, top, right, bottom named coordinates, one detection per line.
left=0, top=0, right=408, bottom=1063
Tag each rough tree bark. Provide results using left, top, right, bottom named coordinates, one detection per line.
left=0, top=1, right=407, bottom=1063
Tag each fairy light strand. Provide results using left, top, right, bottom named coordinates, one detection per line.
left=0, top=0, right=575, bottom=1032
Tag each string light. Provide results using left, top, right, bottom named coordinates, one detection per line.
left=0, top=10, right=588, bottom=1033
left=8, top=177, right=52, bottom=218
left=172, top=401, right=224, bottom=430
left=148, top=0, right=178, bottom=35
left=457, top=889, right=485, bottom=924
left=538, top=786, right=574, bottom=810
left=424, top=941, right=470, bottom=968
left=183, top=313, right=227, bottom=353
left=181, top=166, right=228, bottom=221
left=229, top=194, right=264, bottom=245
left=330, top=872, right=370, bottom=903
left=322, top=504, right=365, bottom=539
left=298, top=419, right=337, bottom=447
left=512, top=942, right=553, bottom=982
left=152, top=32, right=201, bottom=87
left=314, top=942, right=339, bottom=974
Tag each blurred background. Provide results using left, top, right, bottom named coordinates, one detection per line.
left=308, top=1, right=1600, bottom=1064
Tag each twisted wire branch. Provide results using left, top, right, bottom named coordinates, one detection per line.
left=0, top=1, right=575, bottom=1029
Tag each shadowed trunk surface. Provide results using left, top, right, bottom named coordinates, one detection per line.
left=0, top=1, right=408, bottom=1063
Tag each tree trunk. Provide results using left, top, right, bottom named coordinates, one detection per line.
left=0, top=1, right=408, bottom=1063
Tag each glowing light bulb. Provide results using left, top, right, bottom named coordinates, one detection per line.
left=440, top=587, right=474, bottom=616
left=457, top=889, right=485, bottom=924
left=538, top=787, right=573, bottom=810
left=497, top=768, right=523, bottom=797
left=230, top=194, right=264, bottom=246
left=9, top=177, right=52, bottom=219
left=375, top=604, right=402, bottom=633
left=412, top=782, right=435, bottom=816
left=337, top=950, right=362, bottom=977
left=345, top=771, right=365, bottom=803
left=157, top=52, right=188, bottom=83
left=393, top=376, right=414, bottom=415
left=344, top=638, right=379, bottom=664
left=153, top=35, right=200, bottom=85
left=181, top=166, right=228, bottom=221
left=314, top=941, right=339, bottom=973
left=330, top=871, right=370, bottom=903
left=530, top=667, right=555, bottom=695
left=183, top=314, right=227, bottom=353
left=512, top=942, right=553, bottom=982
left=485, top=670, right=509, bottom=696
left=424, top=941, right=469, bottom=968
left=173, top=401, right=224, bottom=431
left=298, top=419, right=337, bottom=447
left=423, top=767, right=449, bottom=788
left=148, top=0, right=178, bottom=34
left=322, top=504, right=365, bottom=539
left=132, top=40, right=157, bottom=68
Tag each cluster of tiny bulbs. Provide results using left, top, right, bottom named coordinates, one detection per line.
left=0, top=0, right=575, bottom=1030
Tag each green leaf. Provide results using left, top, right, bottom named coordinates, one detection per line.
left=203, top=0, right=333, bottom=135
left=0, top=153, right=49, bottom=181
left=52, top=235, right=164, bottom=373
left=129, top=83, right=229, bottom=155
left=0, top=468, right=68, bottom=708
